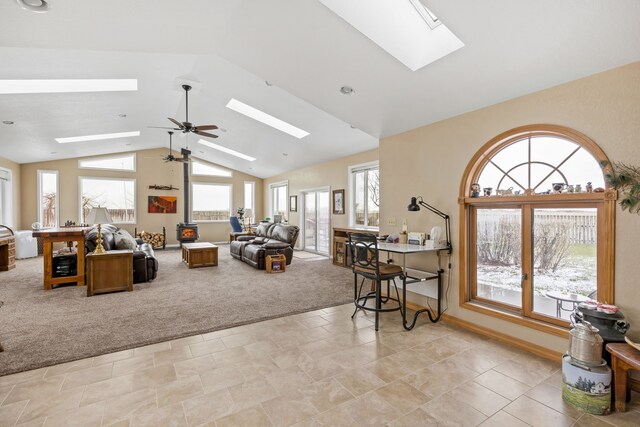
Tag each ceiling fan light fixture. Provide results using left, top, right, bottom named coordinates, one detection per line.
left=16, top=0, right=49, bottom=13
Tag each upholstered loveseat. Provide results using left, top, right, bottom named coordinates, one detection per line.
left=229, top=222, right=299, bottom=269
left=84, top=224, right=158, bottom=283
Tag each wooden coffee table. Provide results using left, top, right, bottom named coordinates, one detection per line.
left=182, top=242, right=218, bottom=268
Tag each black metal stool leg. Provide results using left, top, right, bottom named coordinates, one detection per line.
left=375, top=278, right=381, bottom=331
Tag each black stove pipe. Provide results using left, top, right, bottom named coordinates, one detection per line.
left=181, top=148, right=191, bottom=224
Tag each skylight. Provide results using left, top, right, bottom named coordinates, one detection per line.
left=226, top=98, right=310, bottom=139
left=55, top=131, right=140, bottom=144
left=319, top=0, right=464, bottom=71
left=197, top=139, right=256, bottom=162
left=0, top=79, right=138, bottom=94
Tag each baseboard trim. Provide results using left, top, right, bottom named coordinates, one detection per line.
left=401, top=299, right=563, bottom=362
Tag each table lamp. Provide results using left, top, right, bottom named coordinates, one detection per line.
left=407, top=196, right=452, bottom=253
left=245, top=208, right=253, bottom=233
left=87, top=206, right=113, bottom=254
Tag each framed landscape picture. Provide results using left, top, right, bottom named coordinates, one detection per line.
left=148, top=196, right=177, bottom=214
left=333, top=189, right=345, bottom=214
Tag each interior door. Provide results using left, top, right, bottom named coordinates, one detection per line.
left=302, top=190, right=330, bottom=255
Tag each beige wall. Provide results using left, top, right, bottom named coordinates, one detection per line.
left=19, top=148, right=263, bottom=244
left=380, top=62, right=640, bottom=353
left=264, top=149, right=379, bottom=249
left=0, top=155, right=21, bottom=229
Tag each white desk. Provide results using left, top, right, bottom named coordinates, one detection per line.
left=376, top=242, right=450, bottom=329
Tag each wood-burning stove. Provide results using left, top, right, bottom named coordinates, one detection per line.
left=177, top=223, right=199, bottom=243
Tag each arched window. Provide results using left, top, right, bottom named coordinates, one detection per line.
left=459, top=125, right=616, bottom=332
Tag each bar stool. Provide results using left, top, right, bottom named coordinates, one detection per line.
left=348, top=232, right=405, bottom=331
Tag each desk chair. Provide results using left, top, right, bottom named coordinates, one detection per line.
left=348, top=232, right=405, bottom=331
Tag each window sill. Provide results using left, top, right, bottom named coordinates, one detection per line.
left=461, top=301, right=569, bottom=339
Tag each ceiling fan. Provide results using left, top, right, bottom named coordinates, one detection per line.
left=149, top=84, right=219, bottom=138
left=162, top=131, right=189, bottom=163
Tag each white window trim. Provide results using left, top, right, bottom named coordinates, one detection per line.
left=0, top=167, right=13, bottom=227
left=269, top=180, right=289, bottom=221
left=37, top=169, right=59, bottom=228
left=191, top=182, right=233, bottom=223
left=348, top=161, right=379, bottom=229
left=191, top=159, right=233, bottom=177
left=244, top=181, right=255, bottom=219
left=79, top=176, right=137, bottom=224
left=78, top=153, right=137, bottom=172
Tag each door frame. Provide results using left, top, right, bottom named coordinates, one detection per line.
left=299, top=186, right=331, bottom=255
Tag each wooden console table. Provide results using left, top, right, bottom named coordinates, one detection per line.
left=606, top=343, right=640, bottom=412
left=0, top=225, right=15, bottom=271
left=32, top=227, right=90, bottom=290
left=332, top=227, right=379, bottom=267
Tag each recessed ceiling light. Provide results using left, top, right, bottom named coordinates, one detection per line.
left=197, top=139, right=256, bottom=162
left=0, top=79, right=138, bottom=95
left=350, top=124, right=357, bottom=129
left=50, top=151, right=56, bottom=154
left=16, top=0, right=49, bottom=13
left=118, top=114, right=127, bottom=118
left=226, top=98, right=309, bottom=139
left=2, top=121, right=14, bottom=125
left=265, top=81, right=273, bottom=86
left=340, top=86, right=355, bottom=95
left=55, top=131, right=140, bottom=144
left=282, top=153, right=288, bottom=156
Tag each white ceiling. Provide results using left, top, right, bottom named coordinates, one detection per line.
left=0, top=0, right=639, bottom=178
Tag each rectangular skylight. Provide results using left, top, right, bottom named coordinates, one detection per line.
left=198, top=139, right=256, bottom=162
left=319, top=0, right=464, bottom=71
left=55, top=131, right=140, bottom=144
left=0, top=79, right=138, bottom=94
left=226, top=98, right=309, bottom=139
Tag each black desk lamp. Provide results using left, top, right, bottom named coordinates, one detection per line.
left=407, top=196, right=452, bottom=253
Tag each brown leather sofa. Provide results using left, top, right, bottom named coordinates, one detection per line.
left=230, top=222, right=300, bottom=269
left=84, top=224, right=158, bottom=283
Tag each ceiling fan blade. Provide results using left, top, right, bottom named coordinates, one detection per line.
left=168, top=117, right=184, bottom=128
left=195, top=131, right=219, bottom=138
left=194, top=125, right=218, bottom=131
left=148, top=126, right=180, bottom=130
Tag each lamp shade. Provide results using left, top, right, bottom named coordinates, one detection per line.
left=407, top=197, right=420, bottom=211
left=87, top=207, right=112, bottom=224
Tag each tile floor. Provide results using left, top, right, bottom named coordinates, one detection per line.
left=0, top=304, right=638, bottom=426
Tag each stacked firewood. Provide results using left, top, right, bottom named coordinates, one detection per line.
left=136, top=231, right=165, bottom=249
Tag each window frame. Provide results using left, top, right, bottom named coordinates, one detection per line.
left=459, top=124, right=616, bottom=337
left=191, top=182, right=233, bottom=223
left=244, top=181, right=255, bottom=222
left=191, top=159, right=233, bottom=177
left=78, top=153, right=136, bottom=172
left=0, top=167, right=12, bottom=227
left=269, top=181, right=288, bottom=221
left=37, top=169, right=59, bottom=228
left=348, top=161, right=379, bottom=229
left=78, top=176, right=137, bottom=225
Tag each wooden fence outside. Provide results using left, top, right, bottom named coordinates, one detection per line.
left=477, top=210, right=597, bottom=244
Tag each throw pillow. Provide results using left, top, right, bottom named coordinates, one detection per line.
left=114, top=229, right=137, bottom=250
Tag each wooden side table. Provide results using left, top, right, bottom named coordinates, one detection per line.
left=182, top=242, right=218, bottom=268
left=606, top=343, right=640, bottom=412
left=86, top=250, right=133, bottom=296
left=32, top=227, right=90, bottom=290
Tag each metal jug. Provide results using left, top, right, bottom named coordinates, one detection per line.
left=568, top=321, right=603, bottom=366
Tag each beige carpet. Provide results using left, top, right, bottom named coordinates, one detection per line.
left=0, top=246, right=354, bottom=376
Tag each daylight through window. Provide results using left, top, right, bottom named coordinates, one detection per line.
left=460, top=125, right=615, bottom=330
left=80, top=177, right=136, bottom=224
left=350, top=163, right=379, bottom=228
left=38, top=170, right=58, bottom=228
left=192, top=183, right=232, bottom=221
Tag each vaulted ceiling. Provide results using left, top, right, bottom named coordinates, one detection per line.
left=1, top=0, right=639, bottom=178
